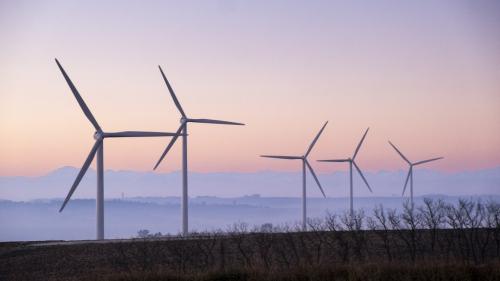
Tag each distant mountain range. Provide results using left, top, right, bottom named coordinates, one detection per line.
left=1, top=166, right=499, bottom=201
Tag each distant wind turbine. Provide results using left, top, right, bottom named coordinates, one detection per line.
left=388, top=141, right=443, bottom=206
left=153, top=65, right=245, bottom=236
left=318, top=128, right=372, bottom=215
left=55, top=59, right=180, bottom=240
left=261, top=121, right=328, bottom=231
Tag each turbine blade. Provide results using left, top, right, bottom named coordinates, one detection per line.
left=402, top=168, right=412, bottom=196
left=55, top=59, right=101, bottom=132
left=158, top=65, right=186, bottom=118
left=105, top=131, right=180, bottom=138
left=59, top=140, right=102, bottom=212
left=260, top=155, right=302, bottom=160
left=317, top=159, right=350, bottom=162
left=352, top=127, right=369, bottom=160
left=154, top=124, right=184, bottom=170
left=187, top=118, right=244, bottom=126
left=305, top=121, right=328, bottom=157
left=388, top=141, right=411, bottom=165
left=305, top=160, right=326, bottom=198
left=413, top=157, right=444, bottom=166
left=352, top=161, right=372, bottom=193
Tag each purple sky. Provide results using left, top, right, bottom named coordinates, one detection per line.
left=1, top=0, right=499, bottom=176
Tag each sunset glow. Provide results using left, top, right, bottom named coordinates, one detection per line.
left=1, top=1, right=499, bottom=176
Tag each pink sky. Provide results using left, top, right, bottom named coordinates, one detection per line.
left=1, top=1, right=499, bottom=176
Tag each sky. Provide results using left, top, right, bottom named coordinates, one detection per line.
left=1, top=0, right=499, bottom=177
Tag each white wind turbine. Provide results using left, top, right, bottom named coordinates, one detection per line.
left=318, top=128, right=372, bottom=215
left=153, top=65, right=245, bottom=236
left=388, top=141, right=443, bottom=206
left=261, top=121, right=328, bottom=231
left=55, top=59, right=180, bottom=240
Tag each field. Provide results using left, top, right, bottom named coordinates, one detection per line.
left=1, top=199, right=499, bottom=281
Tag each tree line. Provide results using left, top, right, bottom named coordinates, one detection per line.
left=113, top=198, right=499, bottom=274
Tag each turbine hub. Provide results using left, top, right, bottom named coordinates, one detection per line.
left=180, top=117, right=187, bottom=123
left=93, top=131, right=103, bottom=140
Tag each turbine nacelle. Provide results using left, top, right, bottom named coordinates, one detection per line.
left=94, top=131, right=104, bottom=140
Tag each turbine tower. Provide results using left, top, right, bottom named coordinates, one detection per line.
left=55, top=59, right=180, bottom=240
left=318, top=128, right=372, bottom=215
left=261, top=121, right=328, bottom=231
left=153, top=65, right=245, bottom=236
left=388, top=141, right=443, bottom=206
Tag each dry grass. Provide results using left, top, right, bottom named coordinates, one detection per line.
left=102, top=262, right=500, bottom=281
left=1, top=229, right=499, bottom=281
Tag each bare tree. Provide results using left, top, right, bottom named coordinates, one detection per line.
left=228, top=222, right=254, bottom=268
left=137, top=229, right=150, bottom=238
left=341, top=210, right=367, bottom=261
left=486, top=200, right=500, bottom=258
left=253, top=223, right=275, bottom=270
left=306, top=218, right=328, bottom=265
left=367, top=204, right=393, bottom=261
left=418, top=198, right=446, bottom=256
left=326, top=212, right=350, bottom=263
left=474, top=201, right=493, bottom=262
left=388, top=207, right=408, bottom=261
left=401, top=200, right=423, bottom=262
left=277, top=223, right=301, bottom=267
left=193, top=231, right=218, bottom=270
left=445, top=201, right=466, bottom=261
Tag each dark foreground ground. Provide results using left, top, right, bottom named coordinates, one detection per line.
left=1, top=227, right=499, bottom=281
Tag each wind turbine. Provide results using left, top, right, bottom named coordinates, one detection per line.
left=388, top=141, right=443, bottom=206
left=260, top=121, right=328, bottom=231
left=153, top=65, right=245, bottom=236
left=55, top=59, right=180, bottom=240
left=318, top=128, right=372, bottom=215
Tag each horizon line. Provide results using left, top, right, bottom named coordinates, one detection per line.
left=2, top=165, right=500, bottom=178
